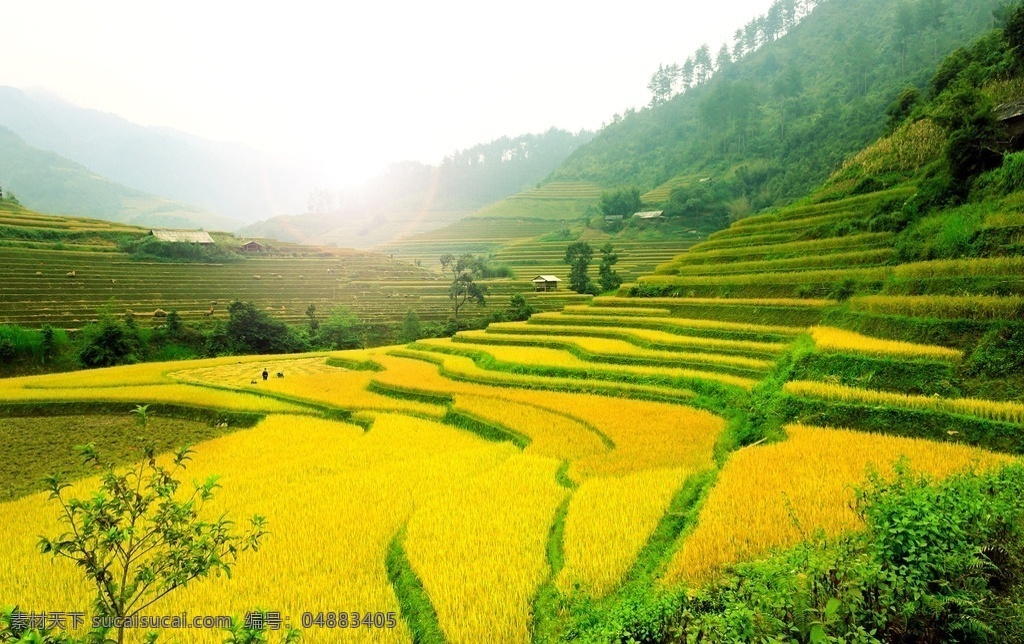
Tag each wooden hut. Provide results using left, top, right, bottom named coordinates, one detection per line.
left=240, top=240, right=265, bottom=252
left=532, top=275, right=562, bottom=292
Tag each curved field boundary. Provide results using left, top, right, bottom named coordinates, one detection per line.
left=0, top=401, right=264, bottom=427
left=452, top=332, right=771, bottom=377
left=670, top=248, right=896, bottom=277
left=384, top=349, right=699, bottom=405
left=405, top=342, right=755, bottom=394
left=525, top=316, right=794, bottom=353
left=386, top=529, right=447, bottom=644
left=487, top=323, right=790, bottom=361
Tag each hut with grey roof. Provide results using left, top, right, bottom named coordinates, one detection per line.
left=532, top=275, right=562, bottom=292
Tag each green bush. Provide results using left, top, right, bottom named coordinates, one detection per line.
left=573, top=464, right=1024, bottom=642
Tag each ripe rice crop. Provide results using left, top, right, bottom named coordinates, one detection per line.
left=0, top=413, right=528, bottom=643
left=637, top=266, right=892, bottom=287
left=670, top=249, right=895, bottom=276
left=527, top=312, right=805, bottom=335
left=376, top=349, right=698, bottom=403
left=809, top=326, right=963, bottom=362
left=557, top=468, right=693, bottom=596
left=833, top=118, right=945, bottom=177
left=561, top=305, right=673, bottom=316
left=172, top=356, right=444, bottom=417
left=413, top=338, right=758, bottom=389
left=372, top=355, right=720, bottom=477
left=849, top=294, right=1024, bottom=320
left=405, top=454, right=566, bottom=643
left=458, top=330, right=773, bottom=372
left=891, top=255, right=1024, bottom=279
left=0, top=382, right=307, bottom=413
left=590, top=296, right=832, bottom=309
left=523, top=318, right=792, bottom=356
left=784, top=380, right=1024, bottom=425
left=668, top=233, right=895, bottom=266
left=663, top=423, right=1011, bottom=585
left=453, top=393, right=607, bottom=463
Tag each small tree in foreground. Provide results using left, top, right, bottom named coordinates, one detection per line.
left=37, top=406, right=268, bottom=644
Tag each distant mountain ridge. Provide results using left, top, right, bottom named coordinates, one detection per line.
left=549, top=0, right=1007, bottom=211
left=0, top=125, right=241, bottom=230
left=240, top=128, right=595, bottom=248
left=0, top=87, right=313, bottom=223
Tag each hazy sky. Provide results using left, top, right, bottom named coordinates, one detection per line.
left=0, top=0, right=776, bottom=186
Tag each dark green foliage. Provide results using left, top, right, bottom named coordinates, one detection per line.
left=577, top=464, right=1024, bottom=642
left=552, top=0, right=1005, bottom=209
left=885, top=86, right=921, bottom=131
left=225, top=301, right=309, bottom=355
left=0, top=338, right=15, bottom=363
left=1005, top=0, right=1024, bottom=68
left=792, top=352, right=959, bottom=396
left=598, top=187, right=642, bottom=217
left=479, top=262, right=515, bottom=278
left=822, top=307, right=998, bottom=351
left=507, top=294, right=535, bottom=321
left=564, top=241, right=595, bottom=293
left=598, top=243, right=623, bottom=293
left=316, top=306, right=363, bottom=350
left=964, top=323, right=1024, bottom=378
left=662, top=180, right=732, bottom=230
left=78, top=317, right=140, bottom=368
left=781, top=396, right=1024, bottom=453
left=399, top=308, right=422, bottom=343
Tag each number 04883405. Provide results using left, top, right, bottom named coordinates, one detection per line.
left=300, top=612, right=397, bottom=629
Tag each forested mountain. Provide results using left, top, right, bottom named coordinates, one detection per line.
left=0, top=125, right=240, bottom=230
left=241, top=128, right=594, bottom=247
left=551, top=0, right=1007, bottom=211
left=0, top=87, right=311, bottom=223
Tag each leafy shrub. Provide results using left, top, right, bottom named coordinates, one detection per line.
left=573, top=464, right=1024, bottom=643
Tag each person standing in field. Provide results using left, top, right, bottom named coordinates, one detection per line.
left=262, top=368, right=269, bottom=381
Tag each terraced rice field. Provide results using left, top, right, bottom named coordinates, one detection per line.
left=4, top=185, right=1024, bottom=639
left=0, top=246, right=591, bottom=328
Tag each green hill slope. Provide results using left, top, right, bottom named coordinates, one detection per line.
left=0, top=126, right=239, bottom=230
left=550, top=0, right=1004, bottom=211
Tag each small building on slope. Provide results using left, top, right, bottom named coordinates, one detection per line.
left=240, top=240, right=265, bottom=252
left=532, top=275, right=562, bottom=292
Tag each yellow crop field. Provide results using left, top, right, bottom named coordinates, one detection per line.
left=379, top=348, right=698, bottom=401
left=809, top=326, right=963, bottom=362
left=527, top=312, right=805, bottom=336
left=892, top=255, right=1024, bottom=278
left=370, top=355, right=722, bottom=477
left=525, top=391, right=721, bottom=479
left=561, top=305, right=673, bottom=316
left=1, top=413, right=532, bottom=643
left=849, top=294, right=1024, bottom=320
left=405, top=455, right=566, bottom=643
left=2, top=353, right=298, bottom=389
left=785, top=380, right=1024, bottom=424
left=459, top=330, right=773, bottom=371
left=453, top=393, right=608, bottom=463
left=0, top=382, right=308, bottom=413
left=591, top=296, right=834, bottom=309
left=172, top=356, right=444, bottom=417
left=558, top=468, right=693, bottom=596
left=663, top=424, right=1012, bottom=585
